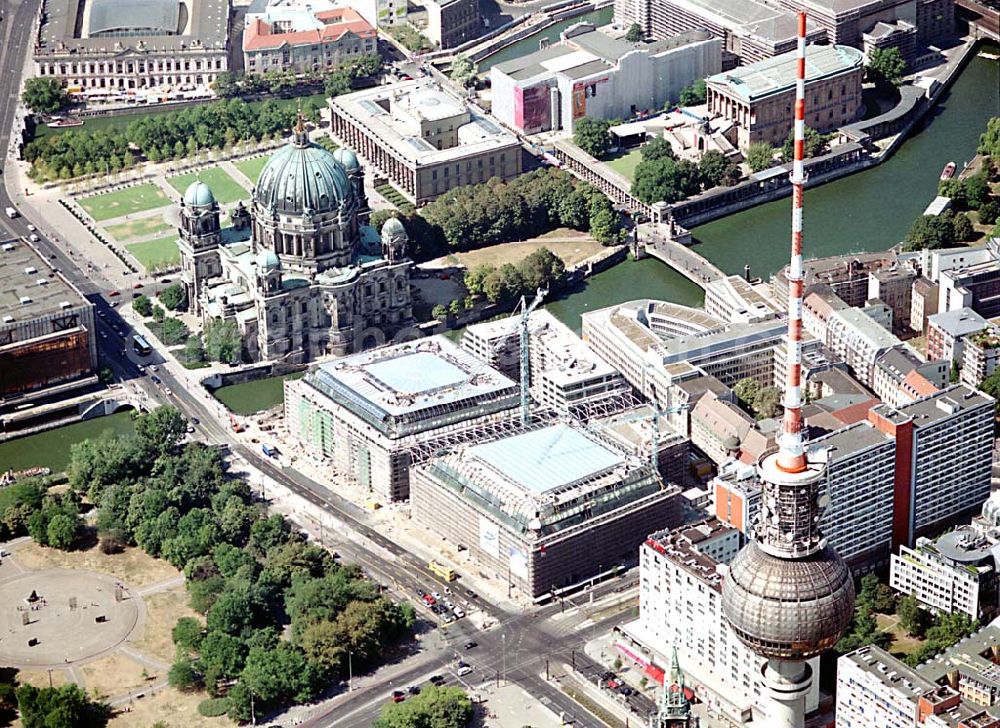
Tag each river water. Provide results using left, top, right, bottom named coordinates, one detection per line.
left=546, top=49, right=999, bottom=331
left=0, top=411, right=135, bottom=473
left=478, top=7, right=615, bottom=72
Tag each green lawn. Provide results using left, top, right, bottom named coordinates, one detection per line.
left=375, top=183, right=415, bottom=213
left=104, top=214, right=172, bottom=243
left=168, top=166, right=248, bottom=205
left=604, top=148, right=643, bottom=182
left=234, top=156, right=270, bottom=185
left=127, top=234, right=180, bottom=271
left=78, top=183, right=171, bottom=221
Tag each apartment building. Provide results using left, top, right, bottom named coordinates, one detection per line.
left=927, top=308, right=990, bottom=364
left=961, top=328, right=1000, bottom=388
left=827, top=307, right=901, bottom=388
left=424, top=0, right=480, bottom=48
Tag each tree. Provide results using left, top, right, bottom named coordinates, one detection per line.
left=199, top=631, right=247, bottom=683
left=953, top=211, right=975, bottom=242
left=625, top=23, right=643, bottom=42
left=979, top=117, right=1000, bottom=159
left=159, top=316, right=190, bottom=346
left=589, top=206, right=621, bottom=245
left=160, top=283, right=188, bottom=311
left=373, top=685, right=473, bottom=728
left=938, top=178, right=969, bottom=208
left=517, top=247, right=565, bottom=291
left=132, top=294, right=153, bottom=318
left=203, top=319, right=243, bottom=363
left=448, top=299, right=462, bottom=315
left=22, top=77, right=68, bottom=114
left=172, top=617, right=205, bottom=654
left=733, top=377, right=760, bottom=408
left=857, top=573, right=896, bottom=614
left=432, top=304, right=447, bottom=319
left=698, top=150, right=738, bottom=188
left=240, top=643, right=323, bottom=707
left=450, top=55, right=478, bottom=86
left=298, top=619, right=346, bottom=672
left=780, top=126, right=830, bottom=163
left=325, top=69, right=352, bottom=98
left=15, top=684, right=108, bottom=728
left=46, top=513, right=78, bottom=550
left=169, top=656, right=200, bottom=691
left=211, top=72, right=239, bottom=98
left=135, top=406, right=186, bottom=459
left=903, top=211, right=959, bottom=251
left=753, top=386, right=782, bottom=419
left=184, top=335, right=206, bottom=364
left=678, top=79, right=707, bottom=107
left=964, top=173, right=991, bottom=209
left=641, top=136, right=675, bottom=162
left=979, top=200, right=1000, bottom=226
left=632, top=157, right=701, bottom=205
left=745, top=142, right=775, bottom=173
left=897, top=592, right=929, bottom=637
left=574, top=117, right=612, bottom=158
left=866, top=47, right=907, bottom=88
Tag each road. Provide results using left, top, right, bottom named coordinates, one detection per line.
left=0, top=3, right=652, bottom=723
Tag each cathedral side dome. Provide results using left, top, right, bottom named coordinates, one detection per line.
left=332, top=148, right=360, bottom=173
left=256, top=249, right=280, bottom=270
left=184, top=180, right=216, bottom=207
left=254, top=121, right=352, bottom=215
left=381, top=216, right=406, bottom=240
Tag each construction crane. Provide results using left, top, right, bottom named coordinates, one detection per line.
left=519, top=288, right=547, bottom=425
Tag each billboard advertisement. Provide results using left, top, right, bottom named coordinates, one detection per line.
left=479, top=517, right=500, bottom=559
left=515, top=83, right=552, bottom=133
left=572, top=77, right=610, bottom=120
left=508, top=546, right=529, bottom=580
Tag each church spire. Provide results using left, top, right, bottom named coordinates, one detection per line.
left=293, top=112, right=309, bottom=148
left=650, top=647, right=692, bottom=727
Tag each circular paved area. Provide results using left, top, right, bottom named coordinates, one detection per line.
left=0, top=568, right=141, bottom=668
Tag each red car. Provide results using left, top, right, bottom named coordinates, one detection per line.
left=422, top=594, right=436, bottom=606
left=108, top=290, right=120, bottom=297
left=605, top=679, right=620, bottom=690
left=391, top=691, right=405, bottom=703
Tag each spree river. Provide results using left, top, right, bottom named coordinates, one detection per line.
left=546, top=49, right=999, bottom=332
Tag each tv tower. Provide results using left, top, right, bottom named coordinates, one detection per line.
left=720, top=13, right=855, bottom=728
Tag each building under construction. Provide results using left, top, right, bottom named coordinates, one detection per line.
left=411, top=421, right=681, bottom=599
left=0, top=239, right=97, bottom=399
left=284, top=335, right=524, bottom=502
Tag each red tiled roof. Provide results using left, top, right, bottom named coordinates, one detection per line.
left=903, top=370, right=939, bottom=398
left=830, top=397, right=881, bottom=425
left=243, top=8, right=375, bottom=52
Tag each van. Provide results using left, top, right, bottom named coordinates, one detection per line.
left=5, top=207, right=17, bottom=218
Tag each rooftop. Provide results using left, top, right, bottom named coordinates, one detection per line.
left=243, top=6, right=374, bottom=51
left=469, top=424, right=625, bottom=494
left=303, top=336, right=519, bottom=437
left=663, top=0, right=822, bottom=43
left=830, top=307, right=900, bottom=349
left=38, top=0, right=229, bottom=54
left=330, top=79, right=520, bottom=167
left=897, top=384, right=993, bottom=424
left=928, top=307, right=990, bottom=338
left=810, top=421, right=891, bottom=463
left=707, top=44, right=864, bottom=103
left=645, top=518, right=734, bottom=592
left=0, top=240, right=90, bottom=323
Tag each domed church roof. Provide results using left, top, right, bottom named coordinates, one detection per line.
left=254, top=117, right=352, bottom=215
left=256, top=249, right=280, bottom=271
left=184, top=180, right=216, bottom=207
left=381, top=216, right=406, bottom=239
left=332, top=148, right=360, bottom=173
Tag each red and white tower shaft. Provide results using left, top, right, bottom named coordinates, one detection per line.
left=777, top=11, right=809, bottom=475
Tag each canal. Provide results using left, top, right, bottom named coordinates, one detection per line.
left=0, top=412, right=136, bottom=473
left=478, top=7, right=615, bottom=72
left=212, top=372, right=304, bottom=415
left=691, top=50, right=1000, bottom=279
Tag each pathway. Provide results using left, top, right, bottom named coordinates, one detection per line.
left=136, top=574, right=185, bottom=597
left=222, top=158, right=255, bottom=190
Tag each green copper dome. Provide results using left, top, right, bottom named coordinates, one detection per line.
left=255, top=129, right=352, bottom=215
left=256, top=249, right=280, bottom=271
left=332, top=147, right=360, bottom=173
left=184, top=180, right=216, bottom=207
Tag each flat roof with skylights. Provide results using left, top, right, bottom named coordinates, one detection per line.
left=0, top=239, right=89, bottom=322
left=303, top=335, right=519, bottom=436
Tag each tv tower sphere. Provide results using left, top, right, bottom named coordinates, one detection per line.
left=720, top=11, right=855, bottom=728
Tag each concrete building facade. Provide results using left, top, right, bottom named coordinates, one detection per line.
left=329, top=79, right=523, bottom=205
left=927, top=308, right=990, bottom=364
left=490, top=24, right=720, bottom=135
left=411, top=422, right=680, bottom=599
left=35, top=0, right=229, bottom=99
left=706, top=43, right=864, bottom=150
left=424, top=0, right=480, bottom=49
left=0, top=239, right=97, bottom=398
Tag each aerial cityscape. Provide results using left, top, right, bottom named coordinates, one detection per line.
left=0, top=0, right=997, bottom=725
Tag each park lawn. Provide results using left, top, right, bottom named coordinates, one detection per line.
left=134, top=585, right=201, bottom=664
left=78, top=184, right=171, bottom=222
left=107, top=686, right=228, bottom=728
left=105, top=214, right=172, bottom=243
left=168, top=166, right=248, bottom=205
left=234, top=155, right=270, bottom=184
left=127, top=235, right=180, bottom=271
left=431, top=230, right=605, bottom=270
left=604, top=148, right=643, bottom=183
left=13, top=541, right=182, bottom=589
left=876, top=613, right=926, bottom=657
left=80, top=653, right=152, bottom=702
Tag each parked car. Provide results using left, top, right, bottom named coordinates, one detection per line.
left=164, top=387, right=173, bottom=396
left=429, top=675, right=445, bottom=685
left=407, top=686, right=421, bottom=695
left=391, top=690, right=405, bottom=703
left=150, top=375, right=161, bottom=385
left=464, top=641, right=477, bottom=650
left=442, top=612, right=455, bottom=623
left=422, top=594, right=436, bottom=607
left=618, top=686, right=635, bottom=696
left=452, top=607, right=465, bottom=619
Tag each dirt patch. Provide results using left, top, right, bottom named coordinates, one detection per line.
left=135, top=586, right=202, bottom=664
left=79, top=653, right=150, bottom=702
left=424, top=231, right=605, bottom=271
left=876, top=613, right=926, bottom=657
left=108, top=686, right=229, bottom=728
left=14, top=542, right=181, bottom=589
left=16, top=669, right=69, bottom=689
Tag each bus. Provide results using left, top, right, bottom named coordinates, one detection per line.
left=428, top=560, right=456, bottom=582
left=132, top=335, right=152, bottom=356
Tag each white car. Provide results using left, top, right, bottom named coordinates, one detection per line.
left=431, top=591, right=442, bottom=600
left=452, top=607, right=465, bottom=619
left=456, top=665, right=473, bottom=677
left=164, top=387, right=173, bottom=396
left=26, top=224, right=35, bottom=231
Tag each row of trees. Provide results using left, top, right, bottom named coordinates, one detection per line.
left=400, top=167, right=624, bottom=257
left=66, top=407, right=414, bottom=723
left=373, top=685, right=473, bottom=728
left=902, top=209, right=977, bottom=251
left=462, top=247, right=567, bottom=305
left=24, top=98, right=308, bottom=182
